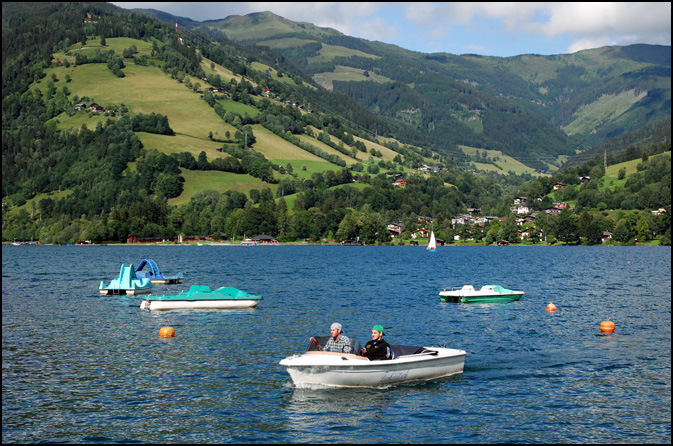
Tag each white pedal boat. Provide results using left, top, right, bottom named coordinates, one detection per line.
left=279, top=342, right=466, bottom=388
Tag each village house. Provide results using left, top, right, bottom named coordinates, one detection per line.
left=516, top=213, right=537, bottom=226
left=88, top=103, right=105, bottom=113
left=553, top=182, right=566, bottom=190
left=387, top=223, right=404, bottom=238
left=418, top=164, right=441, bottom=172
left=472, top=216, right=489, bottom=227
left=452, top=214, right=473, bottom=226
left=511, top=204, right=531, bottom=214
left=418, top=216, right=434, bottom=225
left=411, top=228, right=431, bottom=239
left=393, top=178, right=406, bottom=187
left=250, top=234, right=279, bottom=244
left=517, top=228, right=531, bottom=240
left=602, top=231, right=613, bottom=243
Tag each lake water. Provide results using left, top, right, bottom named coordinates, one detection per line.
left=2, top=244, right=671, bottom=443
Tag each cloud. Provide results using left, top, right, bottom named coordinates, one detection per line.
left=405, top=2, right=671, bottom=51
left=356, top=17, right=400, bottom=43
left=533, top=3, right=671, bottom=38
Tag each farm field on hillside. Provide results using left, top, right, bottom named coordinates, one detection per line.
left=460, top=145, right=540, bottom=175
left=168, top=170, right=276, bottom=207
left=39, top=63, right=236, bottom=139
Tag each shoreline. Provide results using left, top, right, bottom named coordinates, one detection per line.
left=3, top=242, right=667, bottom=247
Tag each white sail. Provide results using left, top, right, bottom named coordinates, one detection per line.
left=427, top=231, right=437, bottom=250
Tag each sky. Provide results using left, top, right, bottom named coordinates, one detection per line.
left=111, top=2, right=671, bottom=57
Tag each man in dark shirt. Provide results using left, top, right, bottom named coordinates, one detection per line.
left=360, top=324, right=392, bottom=360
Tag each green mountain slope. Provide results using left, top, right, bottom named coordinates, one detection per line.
left=162, top=10, right=670, bottom=169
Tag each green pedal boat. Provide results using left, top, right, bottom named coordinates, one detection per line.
left=140, top=285, right=262, bottom=311
left=439, top=284, right=524, bottom=303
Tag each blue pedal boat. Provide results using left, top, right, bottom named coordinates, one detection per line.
left=135, top=259, right=184, bottom=284
left=140, top=285, right=263, bottom=311
left=100, top=263, right=152, bottom=295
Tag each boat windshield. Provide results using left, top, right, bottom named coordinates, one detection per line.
left=307, top=336, right=362, bottom=355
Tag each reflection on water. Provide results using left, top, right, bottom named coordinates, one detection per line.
left=2, top=245, right=671, bottom=443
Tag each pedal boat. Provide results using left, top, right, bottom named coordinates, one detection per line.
left=279, top=340, right=466, bottom=388
left=439, top=284, right=524, bottom=303
left=135, top=259, right=184, bottom=284
left=140, top=285, right=262, bottom=311
left=99, top=263, right=152, bottom=295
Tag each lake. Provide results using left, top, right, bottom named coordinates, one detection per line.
left=2, top=245, right=671, bottom=443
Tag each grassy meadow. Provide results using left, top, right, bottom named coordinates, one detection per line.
left=312, top=65, right=392, bottom=90
left=459, top=145, right=542, bottom=175
left=605, top=151, right=671, bottom=177
left=562, top=89, right=648, bottom=136
left=170, top=170, right=275, bottom=207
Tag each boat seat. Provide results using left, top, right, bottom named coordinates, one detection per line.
left=390, top=345, right=436, bottom=359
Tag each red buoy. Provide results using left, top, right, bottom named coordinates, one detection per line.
left=159, top=326, right=175, bottom=337
left=600, top=321, right=615, bottom=333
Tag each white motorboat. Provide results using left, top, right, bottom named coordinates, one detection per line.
left=279, top=339, right=466, bottom=388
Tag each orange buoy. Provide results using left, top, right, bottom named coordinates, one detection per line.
left=600, top=321, right=615, bottom=333
left=159, top=326, right=175, bottom=337
left=627, top=261, right=631, bottom=264
left=546, top=302, right=557, bottom=312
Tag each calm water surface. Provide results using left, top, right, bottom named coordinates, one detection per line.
left=2, top=245, right=671, bottom=443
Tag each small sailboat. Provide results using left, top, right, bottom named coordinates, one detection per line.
left=427, top=230, right=437, bottom=251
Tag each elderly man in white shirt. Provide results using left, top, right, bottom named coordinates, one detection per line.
left=310, top=322, right=353, bottom=353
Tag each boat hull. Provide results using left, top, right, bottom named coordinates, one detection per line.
left=439, top=285, right=524, bottom=303
left=439, top=292, right=523, bottom=303
left=279, top=348, right=466, bottom=388
left=140, top=298, right=261, bottom=311
left=100, top=287, right=152, bottom=296
left=149, top=278, right=184, bottom=285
